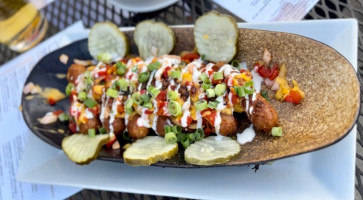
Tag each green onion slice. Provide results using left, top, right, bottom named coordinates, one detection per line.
left=231, top=60, right=241, bottom=69
left=201, top=83, right=211, bottom=90
left=78, top=91, right=87, bottom=101
left=65, top=83, right=74, bottom=96
left=138, top=71, right=150, bottom=83
left=234, top=86, right=245, bottom=97
left=140, top=94, right=151, bottom=103
left=125, top=98, right=133, bottom=109
left=206, top=89, right=215, bottom=98
left=165, top=132, right=177, bottom=144
left=167, top=90, right=179, bottom=100
left=171, top=70, right=181, bottom=79
left=261, top=90, right=269, bottom=101
left=168, top=101, right=182, bottom=116
left=58, top=113, right=69, bottom=122
left=106, top=88, right=118, bottom=98
left=171, top=125, right=182, bottom=134
left=195, top=100, right=208, bottom=111
left=132, top=65, right=138, bottom=73
left=207, top=100, right=219, bottom=109
left=85, top=98, right=97, bottom=108
left=143, top=102, right=153, bottom=108
left=117, top=79, right=128, bottom=91
left=213, top=72, right=223, bottom=80
left=97, top=52, right=111, bottom=63
left=164, top=125, right=171, bottom=134
left=244, top=81, right=254, bottom=95
left=147, top=86, right=161, bottom=98
left=215, top=84, right=226, bottom=96
left=99, top=127, right=107, bottom=134
left=88, top=128, right=96, bottom=138
left=271, top=127, right=283, bottom=137
left=147, top=61, right=161, bottom=71
left=187, top=133, right=195, bottom=142
left=132, top=92, right=142, bottom=105
left=116, top=61, right=127, bottom=75
left=126, top=107, right=134, bottom=114
left=199, top=73, right=210, bottom=84
left=181, top=137, right=190, bottom=149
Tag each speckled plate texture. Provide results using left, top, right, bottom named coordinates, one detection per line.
left=21, top=27, right=360, bottom=168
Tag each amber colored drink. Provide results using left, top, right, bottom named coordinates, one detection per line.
left=0, top=0, right=48, bottom=52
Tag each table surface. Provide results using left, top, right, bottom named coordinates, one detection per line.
left=1, top=0, right=363, bottom=199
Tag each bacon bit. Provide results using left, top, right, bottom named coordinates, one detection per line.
left=117, top=105, right=124, bottom=114
left=181, top=52, right=200, bottom=64
left=186, top=116, right=193, bottom=126
left=59, top=54, right=69, bottom=64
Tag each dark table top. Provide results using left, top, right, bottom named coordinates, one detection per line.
left=2, top=0, right=363, bottom=199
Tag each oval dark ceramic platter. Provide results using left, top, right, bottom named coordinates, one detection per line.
left=21, top=27, right=360, bottom=168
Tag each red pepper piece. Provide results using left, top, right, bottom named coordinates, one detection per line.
left=284, top=90, right=302, bottom=104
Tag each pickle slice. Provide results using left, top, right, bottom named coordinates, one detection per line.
left=184, top=136, right=240, bottom=165
left=88, top=22, right=129, bottom=62
left=123, top=136, right=178, bottom=166
left=62, top=133, right=109, bottom=165
left=134, top=20, right=175, bottom=59
left=194, top=11, right=238, bottom=63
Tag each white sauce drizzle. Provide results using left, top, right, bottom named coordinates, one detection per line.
left=180, top=96, right=191, bottom=127
left=85, top=109, right=94, bottom=119
left=237, top=124, right=256, bottom=144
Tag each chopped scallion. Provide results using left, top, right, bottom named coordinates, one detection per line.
left=201, top=83, right=211, bottom=90
left=88, top=128, right=96, bottom=138
left=99, top=127, right=107, bottom=134
left=132, top=65, right=138, bottom=73
left=97, top=52, right=111, bottom=63
left=132, top=92, right=142, bottom=105
left=106, top=88, right=118, bottom=98
left=213, top=72, right=223, bottom=80
left=171, top=125, right=182, bottom=134
left=187, top=133, right=195, bottom=142
left=215, top=84, right=226, bottom=96
left=164, top=125, right=171, bottom=134
left=165, top=132, right=177, bottom=144
left=181, top=138, right=190, bottom=149
left=58, top=113, right=69, bottom=122
left=65, top=83, right=74, bottom=96
left=116, top=61, right=127, bottom=75
left=199, top=73, right=210, bottom=84
left=271, top=127, right=283, bottom=137
left=143, top=102, right=153, bottom=108
left=85, top=98, right=97, bottom=108
left=147, top=61, right=161, bottom=71
left=147, top=86, right=161, bottom=98
left=117, top=79, right=128, bottom=91
left=168, top=101, right=182, bottom=116
left=231, top=60, right=241, bottom=69
left=138, top=71, right=150, bottom=83
left=125, top=99, right=133, bottom=109
left=195, top=100, right=208, bottom=111
left=207, top=100, right=219, bottom=109
left=206, top=89, right=215, bottom=98
left=78, top=91, right=87, bottom=101
left=171, top=70, right=181, bottom=79
left=140, top=94, right=150, bottom=103
left=261, top=90, right=269, bottom=101
left=234, top=86, right=245, bottom=97
left=167, top=90, right=179, bottom=100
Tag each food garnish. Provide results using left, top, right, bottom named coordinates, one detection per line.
left=123, top=136, right=178, bottom=166
left=62, top=133, right=109, bottom=164
left=194, top=11, right=238, bottom=63
left=88, top=22, right=128, bottom=62
left=184, top=136, right=240, bottom=165
left=133, top=20, right=175, bottom=59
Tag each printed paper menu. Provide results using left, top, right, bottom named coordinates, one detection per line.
left=213, top=0, right=319, bottom=22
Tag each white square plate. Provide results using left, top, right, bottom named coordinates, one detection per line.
left=17, top=19, right=358, bottom=200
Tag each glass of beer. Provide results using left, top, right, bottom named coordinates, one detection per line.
left=0, top=0, right=48, bottom=52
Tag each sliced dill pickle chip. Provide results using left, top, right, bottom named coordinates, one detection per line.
left=134, top=20, right=175, bottom=59
left=62, top=133, right=109, bottom=165
left=194, top=11, right=238, bottom=63
left=88, top=22, right=129, bottom=62
left=184, top=136, right=240, bottom=165
left=123, top=136, right=178, bottom=166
